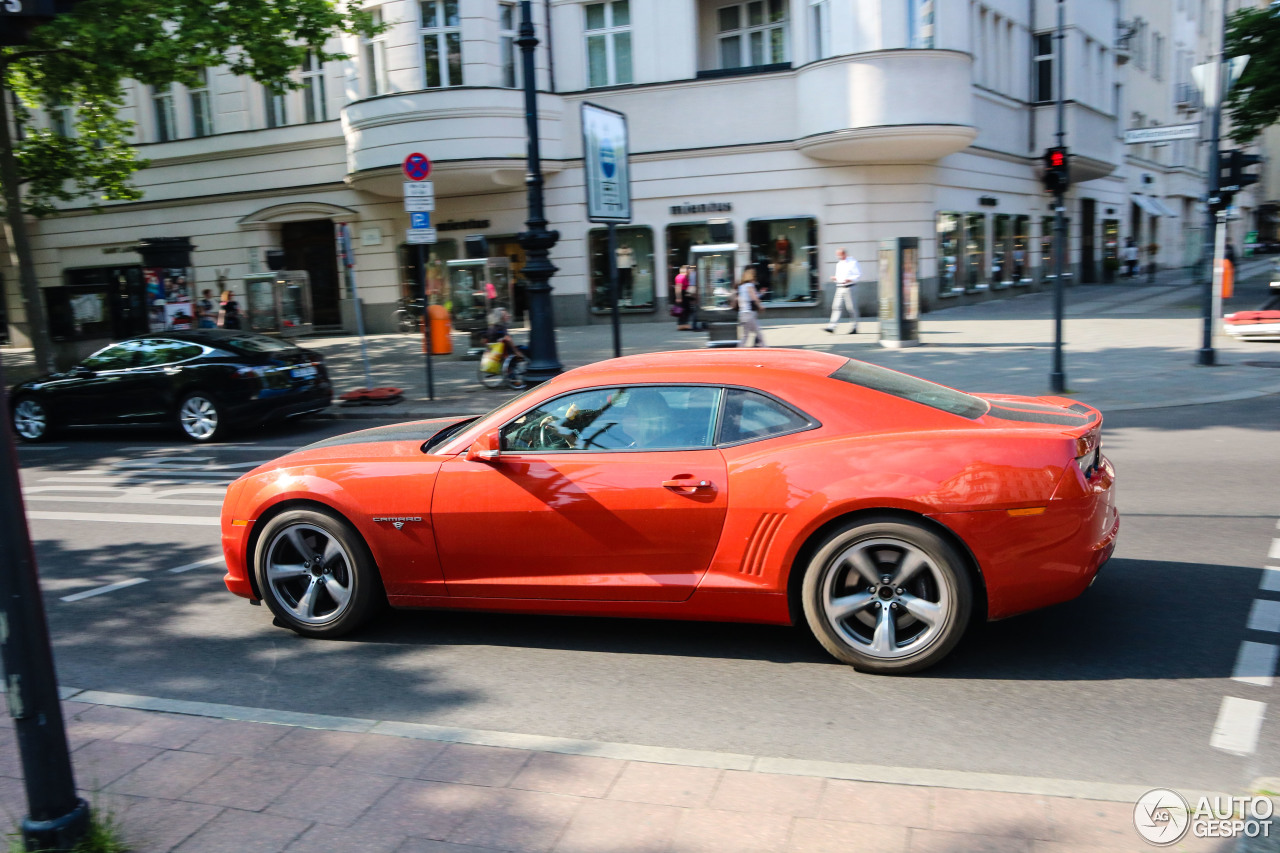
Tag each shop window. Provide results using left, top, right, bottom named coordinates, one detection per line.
left=716, top=0, right=787, bottom=70
left=746, top=217, right=817, bottom=304
left=936, top=212, right=961, bottom=294
left=400, top=239, right=459, bottom=305
left=993, top=214, right=1012, bottom=286
left=666, top=222, right=731, bottom=303
left=588, top=226, right=655, bottom=312
left=585, top=1, right=632, bottom=88
left=964, top=213, right=986, bottom=290
left=1040, top=216, right=1070, bottom=279
left=1013, top=215, right=1030, bottom=284
left=421, top=0, right=463, bottom=88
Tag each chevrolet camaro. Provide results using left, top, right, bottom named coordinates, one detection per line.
left=220, top=349, right=1118, bottom=674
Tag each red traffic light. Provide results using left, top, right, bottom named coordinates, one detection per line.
left=1049, top=150, right=1065, bottom=168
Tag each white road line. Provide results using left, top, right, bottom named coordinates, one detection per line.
left=26, top=511, right=219, bottom=527
left=1210, top=697, right=1267, bottom=755
left=1247, top=599, right=1280, bottom=633
left=1232, top=642, right=1279, bottom=687
left=24, top=496, right=224, bottom=507
left=59, top=578, right=149, bottom=603
left=1262, top=566, right=1280, bottom=593
left=1270, top=538, right=1280, bottom=561
left=131, top=444, right=295, bottom=452
left=169, top=556, right=225, bottom=574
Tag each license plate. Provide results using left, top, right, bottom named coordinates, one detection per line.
left=291, top=365, right=318, bottom=380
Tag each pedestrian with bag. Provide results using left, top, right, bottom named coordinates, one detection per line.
left=673, top=265, right=692, bottom=330
left=734, top=267, right=766, bottom=348
left=825, top=248, right=861, bottom=334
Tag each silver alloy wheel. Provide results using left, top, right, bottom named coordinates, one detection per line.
left=13, top=399, right=47, bottom=440
left=263, top=523, right=355, bottom=625
left=179, top=395, right=219, bottom=440
left=821, top=537, right=952, bottom=660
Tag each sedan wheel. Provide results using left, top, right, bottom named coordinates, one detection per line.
left=253, top=509, right=381, bottom=638
left=12, top=397, right=51, bottom=442
left=178, top=393, right=224, bottom=442
left=802, top=518, right=972, bottom=674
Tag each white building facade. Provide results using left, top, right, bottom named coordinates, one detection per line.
left=0, top=0, right=1245, bottom=351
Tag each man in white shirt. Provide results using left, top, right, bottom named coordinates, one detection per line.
left=826, top=248, right=862, bottom=333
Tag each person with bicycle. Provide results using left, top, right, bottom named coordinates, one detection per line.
left=479, top=307, right=529, bottom=389
left=485, top=308, right=526, bottom=360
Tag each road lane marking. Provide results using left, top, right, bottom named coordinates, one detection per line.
left=1262, top=567, right=1280, bottom=593
left=26, top=511, right=219, bottom=527
left=1210, top=697, right=1267, bottom=755
left=169, top=556, right=225, bottom=574
left=59, top=578, right=148, bottom=603
left=24, top=496, right=224, bottom=507
left=1271, top=538, right=1280, bottom=561
left=1247, top=599, right=1280, bottom=633
left=1231, top=642, right=1279, bottom=687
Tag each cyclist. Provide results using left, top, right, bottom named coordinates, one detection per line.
left=485, top=308, right=527, bottom=363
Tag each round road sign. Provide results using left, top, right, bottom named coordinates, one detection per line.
left=403, top=152, right=432, bottom=181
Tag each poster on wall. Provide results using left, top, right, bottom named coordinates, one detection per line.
left=145, top=267, right=194, bottom=330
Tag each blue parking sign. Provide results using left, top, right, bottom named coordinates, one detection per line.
left=410, top=212, right=431, bottom=229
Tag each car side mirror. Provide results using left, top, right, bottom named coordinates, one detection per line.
left=466, top=430, right=502, bottom=462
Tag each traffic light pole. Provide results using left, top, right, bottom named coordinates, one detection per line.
left=1198, top=1, right=1228, bottom=367
left=1050, top=0, right=1067, bottom=394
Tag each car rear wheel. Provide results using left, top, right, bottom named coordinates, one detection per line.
left=177, top=392, right=225, bottom=442
left=802, top=518, right=972, bottom=674
left=253, top=508, right=382, bottom=638
left=12, top=397, right=52, bottom=443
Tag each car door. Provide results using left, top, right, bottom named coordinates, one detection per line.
left=431, top=385, right=728, bottom=602
left=49, top=342, right=142, bottom=425
left=118, top=338, right=206, bottom=421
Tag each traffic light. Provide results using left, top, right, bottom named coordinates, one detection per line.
left=1219, top=149, right=1262, bottom=195
left=1042, top=147, right=1070, bottom=195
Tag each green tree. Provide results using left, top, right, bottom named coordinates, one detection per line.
left=1225, top=5, right=1280, bottom=144
left=1, top=0, right=377, bottom=372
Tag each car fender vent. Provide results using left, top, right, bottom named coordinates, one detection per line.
left=741, top=512, right=786, bottom=576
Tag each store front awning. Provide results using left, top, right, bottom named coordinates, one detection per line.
left=1131, top=194, right=1177, bottom=217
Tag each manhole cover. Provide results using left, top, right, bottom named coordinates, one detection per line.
left=1243, top=361, right=1280, bottom=369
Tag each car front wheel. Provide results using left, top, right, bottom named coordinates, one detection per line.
left=253, top=508, right=382, bottom=638
left=177, top=392, right=225, bottom=442
left=802, top=518, right=972, bottom=674
left=11, top=397, right=52, bottom=442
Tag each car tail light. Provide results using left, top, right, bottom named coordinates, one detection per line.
left=1074, top=429, right=1102, bottom=479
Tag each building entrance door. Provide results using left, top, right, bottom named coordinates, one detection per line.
left=281, top=220, right=341, bottom=326
left=1080, top=199, right=1096, bottom=283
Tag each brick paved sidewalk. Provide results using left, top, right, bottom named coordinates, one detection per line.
left=0, top=698, right=1261, bottom=853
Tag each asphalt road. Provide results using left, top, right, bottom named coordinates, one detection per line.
left=15, top=395, right=1280, bottom=796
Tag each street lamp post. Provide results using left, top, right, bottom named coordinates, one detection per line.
left=1050, top=0, right=1067, bottom=394
left=516, top=0, right=563, bottom=383
left=1198, top=2, right=1230, bottom=367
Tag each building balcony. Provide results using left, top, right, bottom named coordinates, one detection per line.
left=341, top=87, right=565, bottom=198
left=794, top=50, right=978, bottom=164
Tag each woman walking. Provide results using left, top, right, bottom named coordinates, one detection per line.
left=674, top=265, right=693, bottom=330
left=735, top=267, right=766, bottom=347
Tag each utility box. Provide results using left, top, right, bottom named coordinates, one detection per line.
left=244, top=271, right=313, bottom=337
left=877, top=237, right=920, bottom=348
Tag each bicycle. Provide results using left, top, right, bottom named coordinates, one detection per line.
left=391, top=297, right=424, bottom=333
left=479, top=348, right=528, bottom=390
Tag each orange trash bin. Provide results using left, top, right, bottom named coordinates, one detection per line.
left=424, top=303, right=453, bottom=355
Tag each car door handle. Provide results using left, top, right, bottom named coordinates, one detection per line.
left=662, top=479, right=712, bottom=491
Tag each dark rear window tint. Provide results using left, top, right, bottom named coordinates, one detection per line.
left=829, top=360, right=989, bottom=419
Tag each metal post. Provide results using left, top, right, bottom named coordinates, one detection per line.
left=1050, top=0, right=1067, bottom=394
left=0, top=357, right=90, bottom=852
left=417, top=243, right=434, bottom=400
left=339, top=223, right=374, bottom=388
left=1199, top=2, right=1229, bottom=367
left=607, top=223, right=621, bottom=358
left=516, top=0, right=563, bottom=383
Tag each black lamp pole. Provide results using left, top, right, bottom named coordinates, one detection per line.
left=1049, top=0, right=1067, bottom=394
left=1198, top=1, right=1230, bottom=367
left=516, top=0, right=563, bottom=382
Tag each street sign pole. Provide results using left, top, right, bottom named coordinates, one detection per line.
left=1050, top=0, right=1067, bottom=394
left=607, top=223, right=620, bottom=358
left=581, top=101, right=631, bottom=361
left=402, top=157, right=437, bottom=400
left=417, top=243, right=434, bottom=400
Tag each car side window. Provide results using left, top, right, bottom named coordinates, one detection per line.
left=134, top=339, right=204, bottom=367
left=718, top=389, right=811, bottom=444
left=502, top=386, right=721, bottom=452
left=80, top=343, right=140, bottom=372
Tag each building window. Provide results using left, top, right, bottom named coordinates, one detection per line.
left=363, top=7, right=388, bottom=96
left=50, top=102, right=74, bottom=138
left=153, top=85, right=177, bottom=142
left=1034, top=33, right=1053, bottom=103
left=747, top=218, right=818, bottom=304
left=1132, top=18, right=1147, bottom=70
left=993, top=214, right=1012, bottom=286
left=264, top=88, right=287, bottom=129
left=585, top=1, right=632, bottom=87
left=588, top=226, right=655, bottom=312
left=809, top=0, right=829, bottom=61
left=1014, top=215, right=1030, bottom=284
left=500, top=2, right=519, bottom=88
left=421, top=0, right=463, bottom=88
left=908, top=0, right=934, bottom=49
left=716, top=0, right=787, bottom=70
left=190, top=69, right=213, bottom=138
left=1152, top=32, right=1164, bottom=80
left=964, top=213, right=987, bottom=290
left=936, top=212, right=960, bottom=294
left=301, top=51, right=327, bottom=122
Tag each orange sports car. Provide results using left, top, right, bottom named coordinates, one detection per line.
left=221, top=349, right=1117, bottom=674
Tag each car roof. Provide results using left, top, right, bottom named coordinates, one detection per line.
left=132, top=330, right=291, bottom=347
left=562, top=348, right=848, bottom=385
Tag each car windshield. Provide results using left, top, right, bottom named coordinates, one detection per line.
left=829, top=359, right=989, bottom=419
left=219, top=334, right=297, bottom=354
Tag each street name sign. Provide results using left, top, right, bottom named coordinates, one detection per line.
left=403, top=180, right=435, bottom=212
left=1124, top=124, right=1199, bottom=144
left=406, top=228, right=438, bottom=245
left=581, top=102, right=631, bottom=223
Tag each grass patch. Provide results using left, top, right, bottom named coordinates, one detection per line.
left=6, top=803, right=128, bottom=853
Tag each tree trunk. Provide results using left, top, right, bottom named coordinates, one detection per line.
left=0, top=84, right=55, bottom=374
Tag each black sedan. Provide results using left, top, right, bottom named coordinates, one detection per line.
left=9, top=331, right=331, bottom=443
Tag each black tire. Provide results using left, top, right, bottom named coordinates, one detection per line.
left=253, top=507, right=383, bottom=638
left=176, top=391, right=226, bottom=443
left=11, top=396, right=53, bottom=443
left=505, top=356, right=528, bottom=390
left=801, top=517, right=972, bottom=674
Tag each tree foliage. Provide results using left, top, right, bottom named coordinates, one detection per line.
left=1225, top=4, right=1280, bottom=145
left=1, top=0, right=379, bottom=217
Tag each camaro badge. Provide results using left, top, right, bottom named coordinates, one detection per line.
left=372, top=517, right=422, bottom=530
